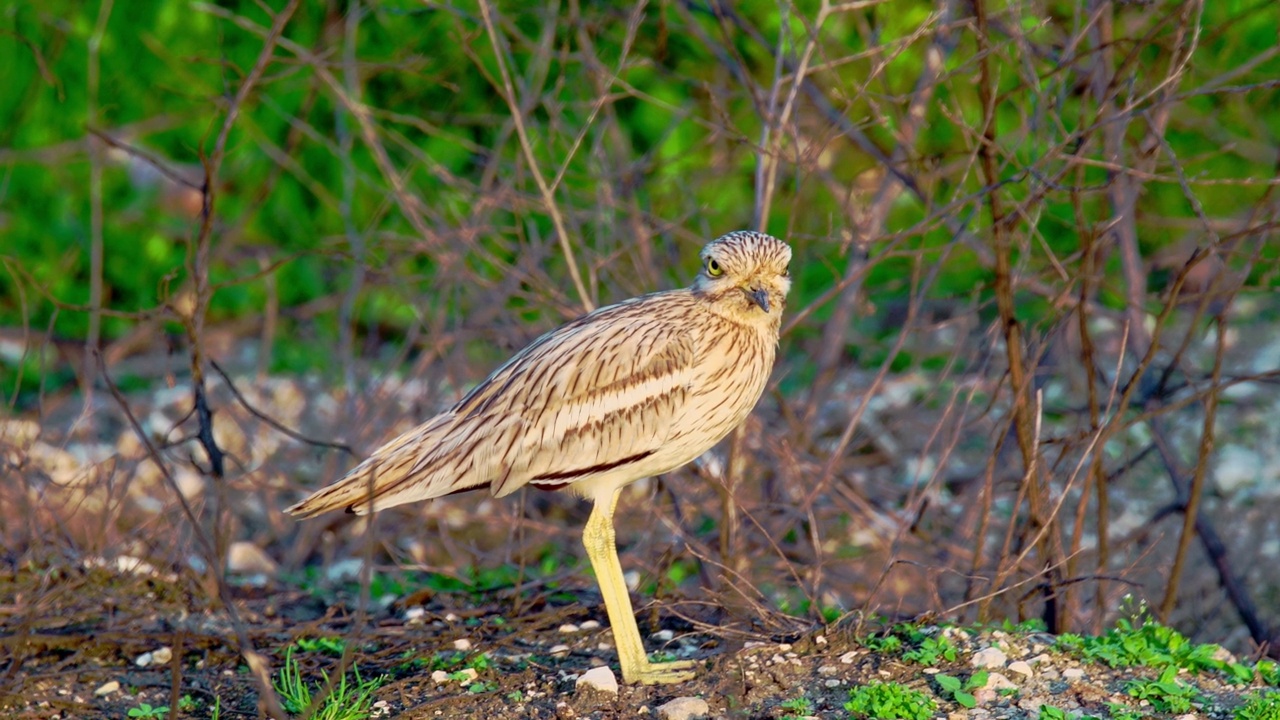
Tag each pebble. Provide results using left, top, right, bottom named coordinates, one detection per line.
left=575, top=666, right=618, bottom=695
left=652, top=629, right=675, bottom=642
left=657, top=696, right=710, bottom=720
left=324, top=558, right=363, bottom=583
left=580, top=620, right=601, bottom=631
left=559, top=624, right=580, bottom=634
left=134, top=646, right=172, bottom=667
left=550, top=644, right=571, bottom=658
left=983, top=673, right=1017, bottom=691
left=226, top=541, right=278, bottom=576
left=1062, top=667, right=1085, bottom=681
left=817, top=665, right=838, bottom=676
left=839, top=650, right=859, bottom=664
left=94, top=681, right=119, bottom=697
left=404, top=606, right=426, bottom=622
left=1007, top=660, right=1033, bottom=678
left=453, top=638, right=472, bottom=651
left=815, top=634, right=827, bottom=645
left=971, top=646, right=1008, bottom=669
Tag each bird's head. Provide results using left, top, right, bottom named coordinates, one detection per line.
left=691, top=231, right=792, bottom=327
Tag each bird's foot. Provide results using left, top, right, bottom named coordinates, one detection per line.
left=624, top=659, right=697, bottom=685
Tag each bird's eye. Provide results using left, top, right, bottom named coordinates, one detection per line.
left=783, top=267, right=790, bottom=277
left=706, top=258, right=723, bottom=277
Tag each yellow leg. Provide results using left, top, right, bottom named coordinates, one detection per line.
left=582, top=489, right=696, bottom=685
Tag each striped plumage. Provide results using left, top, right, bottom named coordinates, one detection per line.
left=287, top=230, right=792, bottom=684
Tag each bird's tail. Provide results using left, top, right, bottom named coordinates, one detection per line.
left=286, top=415, right=472, bottom=517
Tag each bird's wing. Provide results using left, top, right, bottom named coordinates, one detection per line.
left=452, top=298, right=697, bottom=497
left=287, top=295, right=697, bottom=516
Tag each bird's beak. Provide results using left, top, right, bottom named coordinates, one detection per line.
left=746, top=286, right=770, bottom=312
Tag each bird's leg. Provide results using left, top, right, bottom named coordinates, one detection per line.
left=582, top=489, right=696, bottom=685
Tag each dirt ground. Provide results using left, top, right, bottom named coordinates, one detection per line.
left=2, top=560, right=1274, bottom=720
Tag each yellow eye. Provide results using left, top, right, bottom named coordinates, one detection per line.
left=706, top=258, right=723, bottom=277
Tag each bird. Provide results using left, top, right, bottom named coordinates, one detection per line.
left=286, top=230, right=792, bottom=685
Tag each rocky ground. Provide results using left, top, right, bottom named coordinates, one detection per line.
left=2, top=558, right=1276, bottom=720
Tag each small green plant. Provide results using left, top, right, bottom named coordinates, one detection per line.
left=903, top=635, right=957, bottom=665
left=1125, top=667, right=1203, bottom=713
left=1258, top=660, right=1280, bottom=686
left=274, top=648, right=386, bottom=720
left=779, top=696, right=813, bottom=718
left=177, top=695, right=196, bottom=712
left=467, top=680, right=498, bottom=694
left=863, top=633, right=903, bottom=653
left=844, top=682, right=936, bottom=720
left=1105, top=701, right=1143, bottom=720
left=506, top=690, right=524, bottom=702
left=296, top=636, right=347, bottom=656
left=1038, top=705, right=1067, bottom=720
left=1057, top=618, right=1254, bottom=682
left=127, top=703, right=168, bottom=719
left=934, top=671, right=987, bottom=709
left=1236, top=691, right=1280, bottom=720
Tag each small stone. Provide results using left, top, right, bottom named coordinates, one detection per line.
left=580, top=620, right=601, bottom=631
left=94, top=681, right=119, bottom=697
left=135, top=652, right=153, bottom=667
left=431, top=670, right=449, bottom=683
left=1027, top=653, right=1052, bottom=666
left=453, top=638, right=472, bottom=651
left=652, top=629, right=675, bottom=642
left=839, top=650, right=859, bottom=664
left=743, top=641, right=767, bottom=650
left=324, top=558, right=363, bottom=583
left=456, top=668, right=478, bottom=683
left=657, top=696, right=710, bottom=720
left=1007, top=660, right=1032, bottom=678
left=971, top=646, right=1007, bottom=669
left=226, top=541, right=279, bottom=577
left=404, top=606, right=426, bottom=622
left=559, top=624, right=580, bottom=634
left=550, top=644, right=571, bottom=657
left=983, top=673, right=1017, bottom=691
left=575, top=666, right=619, bottom=695
left=817, top=665, right=838, bottom=676
left=824, top=678, right=841, bottom=688
left=777, top=643, right=792, bottom=652
left=1062, top=667, right=1085, bottom=681
left=815, top=634, right=827, bottom=645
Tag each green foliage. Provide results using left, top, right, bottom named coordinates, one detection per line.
left=934, top=671, right=987, bottom=709
left=4, top=0, right=1279, bottom=404
left=1235, top=692, right=1280, bottom=720
left=844, top=682, right=936, bottom=720
left=126, top=703, right=168, bottom=719
left=1125, top=667, right=1203, bottom=714
left=273, top=647, right=386, bottom=720
left=902, top=635, right=958, bottom=665
left=296, top=636, right=347, bottom=656
left=1105, top=701, right=1145, bottom=720
left=779, top=696, right=813, bottom=718
left=1056, top=618, right=1257, bottom=682
left=1037, top=706, right=1067, bottom=720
